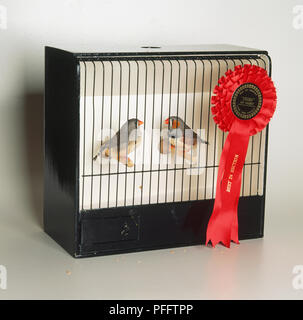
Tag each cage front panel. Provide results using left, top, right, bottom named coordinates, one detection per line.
left=77, top=53, right=269, bottom=256
left=79, top=196, right=264, bottom=256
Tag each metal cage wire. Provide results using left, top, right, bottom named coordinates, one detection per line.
left=78, top=54, right=269, bottom=211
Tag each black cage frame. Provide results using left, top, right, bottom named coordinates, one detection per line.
left=44, top=45, right=271, bottom=258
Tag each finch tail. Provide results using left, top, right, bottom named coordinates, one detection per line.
left=93, top=140, right=109, bottom=160
left=198, top=136, right=209, bottom=145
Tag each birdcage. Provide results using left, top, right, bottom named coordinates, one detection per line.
left=44, top=45, right=270, bottom=257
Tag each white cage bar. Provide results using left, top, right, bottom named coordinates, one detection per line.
left=79, top=55, right=269, bottom=210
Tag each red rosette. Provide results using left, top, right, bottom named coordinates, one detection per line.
left=211, top=65, right=277, bottom=135
left=205, top=65, right=277, bottom=248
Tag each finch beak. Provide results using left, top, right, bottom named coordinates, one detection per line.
left=138, top=120, right=144, bottom=126
left=165, top=118, right=169, bottom=124
left=172, top=120, right=179, bottom=129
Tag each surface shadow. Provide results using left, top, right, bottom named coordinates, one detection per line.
left=23, top=93, right=44, bottom=227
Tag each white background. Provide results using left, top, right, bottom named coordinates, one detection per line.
left=0, top=0, right=303, bottom=299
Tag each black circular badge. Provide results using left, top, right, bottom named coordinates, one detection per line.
left=231, top=83, right=263, bottom=120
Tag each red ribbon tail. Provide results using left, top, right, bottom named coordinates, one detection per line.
left=205, top=121, right=250, bottom=248
left=206, top=217, right=233, bottom=248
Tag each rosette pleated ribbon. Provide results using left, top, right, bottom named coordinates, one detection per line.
left=205, top=65, right=277, bottom=248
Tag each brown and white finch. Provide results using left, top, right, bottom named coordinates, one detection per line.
left=165, top=116, right=208, bottom=163
left=93, top=118, right=143, bottom=167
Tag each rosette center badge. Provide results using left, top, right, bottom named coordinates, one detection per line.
left=231, top=83, right=263, bottom=120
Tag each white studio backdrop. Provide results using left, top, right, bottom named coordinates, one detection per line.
left=0, top=0, right=303, bottom=299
